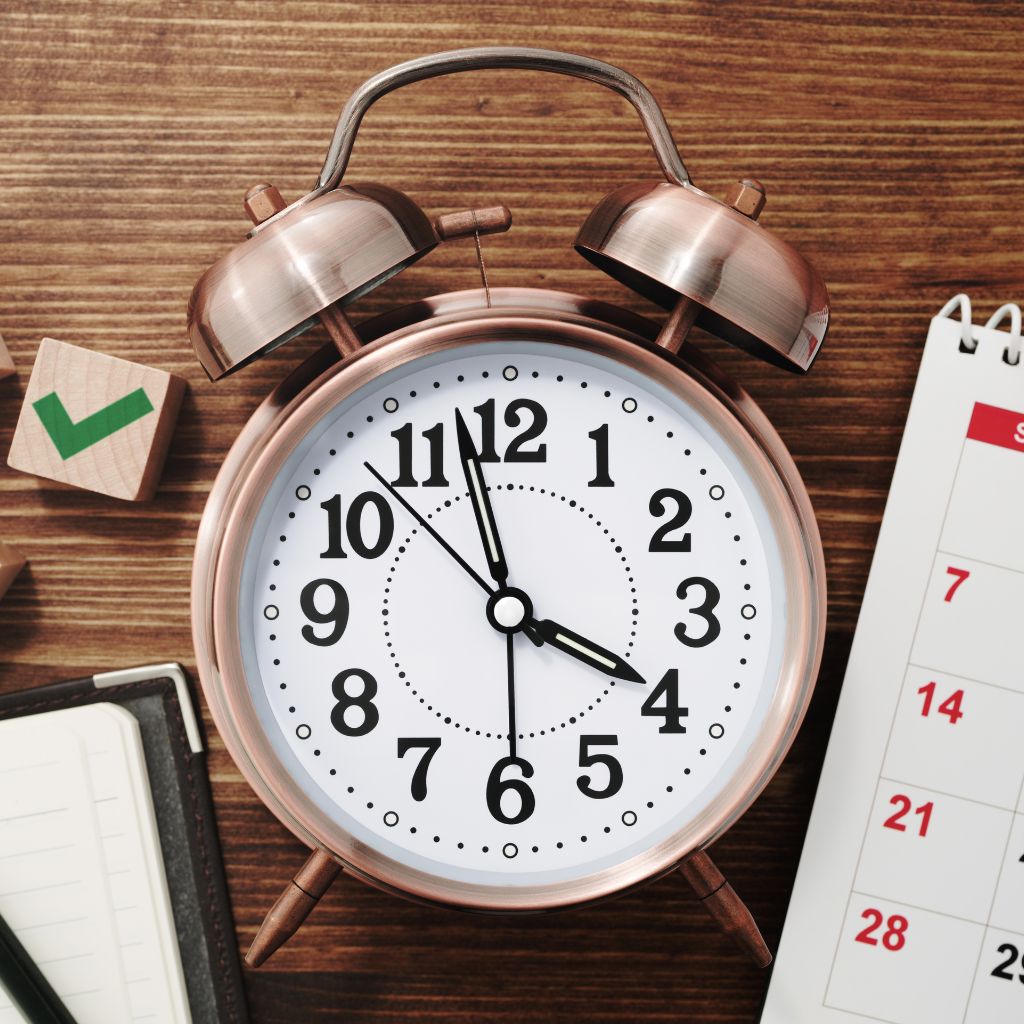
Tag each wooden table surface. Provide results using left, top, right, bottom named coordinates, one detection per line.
left=1, top=2, right=1022, bottom=1020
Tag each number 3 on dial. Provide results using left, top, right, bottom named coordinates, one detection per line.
left=675, top=577, right=721, bottom=648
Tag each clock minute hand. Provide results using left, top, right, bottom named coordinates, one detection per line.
left=531, top=617, right=645, bottom=684
left=454, top=408, right=508, bottom=586
left=452, top=411, right=542, bottom=648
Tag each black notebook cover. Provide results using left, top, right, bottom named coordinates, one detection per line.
left=0, top=662, right=249, bottom=1024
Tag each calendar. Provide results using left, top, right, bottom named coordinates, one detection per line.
left=762, top=296, right=1024, bottom=1024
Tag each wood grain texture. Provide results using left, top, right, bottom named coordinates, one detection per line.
left=1, top=1, right=1022, bottom=1020
left=0, top=540, right=26, bottom=600
left=0, top=335, right=13, bottom=381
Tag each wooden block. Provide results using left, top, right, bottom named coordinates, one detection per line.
left=0, top=541, right=25, bottom=600
left=7, top=337, right=185, bottom=501
left=0, top=333, right=14, bottom=380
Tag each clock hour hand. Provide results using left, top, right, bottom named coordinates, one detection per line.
left=530, top=617, right=645, bottom=684
left=454, top=408, right=508, bottom=586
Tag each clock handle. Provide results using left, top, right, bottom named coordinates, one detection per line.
left=679, top=850, right=772, bottom=968
left=314, top=46, right=690, bottom=194
left=245, top=848, right=342, bottom=968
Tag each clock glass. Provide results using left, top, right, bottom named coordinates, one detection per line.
left=233, top=338, right=794, bottom=897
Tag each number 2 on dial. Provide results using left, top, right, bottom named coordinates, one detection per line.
left=649, top=488, right=692, bottom=552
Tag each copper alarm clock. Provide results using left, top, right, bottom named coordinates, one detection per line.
left=188, top=47, right=828, bottom=969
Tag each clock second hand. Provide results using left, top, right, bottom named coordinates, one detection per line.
left=366, top=458, right=521, bottom=757
left=505, top=631, right=517, bottom=759
left=365, top=460, right=542, bottom=649
left=363, top=461, right=493, bottom=596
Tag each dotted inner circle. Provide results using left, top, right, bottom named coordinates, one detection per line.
left=382, top=485, right=640, bottom=739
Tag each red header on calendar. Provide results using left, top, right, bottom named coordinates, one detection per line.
left=966, top=402, right=1024, bottom=453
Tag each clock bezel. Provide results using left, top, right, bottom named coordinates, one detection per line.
left=192, top=287, right=825, bottom=912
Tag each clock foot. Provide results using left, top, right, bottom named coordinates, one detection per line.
left=245, top=848, right=342, bottom=968
left=678, top=850, right=772, bottom=969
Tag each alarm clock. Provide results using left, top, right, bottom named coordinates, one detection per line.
left=188, top=47, right=829, bottom=970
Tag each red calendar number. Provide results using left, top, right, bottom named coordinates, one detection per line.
left=883, top=794, right=934, bottom=836
left=944, top=566, right=970, bottom=601
left=855, top=908, right=908, bottom=951
left=917, top=681, right=964, bottom=724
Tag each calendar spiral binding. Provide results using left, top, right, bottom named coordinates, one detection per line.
left=939, top=293, right=1023, bottom=366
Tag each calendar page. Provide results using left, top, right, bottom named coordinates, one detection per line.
left=761, top=302, right=1024, bottom=1024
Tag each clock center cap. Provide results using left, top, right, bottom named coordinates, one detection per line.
left=485, top=587, right=532, bottom=634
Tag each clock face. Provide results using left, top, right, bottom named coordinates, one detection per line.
left=233, top=338, right=796, bottom=899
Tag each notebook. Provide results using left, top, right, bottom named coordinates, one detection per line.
left=0, top=664, right=248, bottom=1024
left=761, top=295, right=1024, bottom=1023
left=0, top=704, right=190, bottom=1023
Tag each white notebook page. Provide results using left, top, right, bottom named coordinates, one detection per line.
left=0, top=703, right=192, bottom=1024
left=762, top=306, right=1024, bottom=1023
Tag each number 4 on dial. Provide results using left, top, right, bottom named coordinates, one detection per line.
left=641, top=669, right=688, bottom=733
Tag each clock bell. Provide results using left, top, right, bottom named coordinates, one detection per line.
left=187, top=46, right=827, bottom=382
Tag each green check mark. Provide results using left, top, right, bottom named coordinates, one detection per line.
left=33, top=388, right=154, bottom=460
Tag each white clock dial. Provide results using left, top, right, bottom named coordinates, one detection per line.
left=237, top=340, right=787, bottom=890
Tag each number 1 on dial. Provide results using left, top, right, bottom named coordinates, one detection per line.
left=587, top=424, right=615, bottom=487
